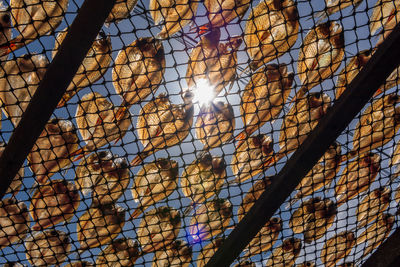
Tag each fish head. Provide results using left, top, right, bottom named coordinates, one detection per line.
left=357, top=49, right=374, bottom=66
left=0, top=5, right=11, bottom=36
left=329, top=21, right=344, bottom=48
left=94, top=31, right=111, bottom=52
left=283, top=237, right=302, bottom=253
left=213, top=198, right=233, bottom=218
left=344, top=231, right=355, bottom=242
left=361, top=153, right=381, bottom=173
left=227, top=35, right=243, bottom=51
left=269, top=217, right=283, bottom=232
left=182, top=89, right=195, bottom=106
left=198, top=152, right=213, bottom=167
left=211, top=156, right=226, bottom=175
left=157, top=158, right=179, bottom=177
left=309, top=92, right=331, bottom=118
left=380, top=213, right=395, bottom=227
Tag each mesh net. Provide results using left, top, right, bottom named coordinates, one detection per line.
left=0, top=0, right=399, bottom=266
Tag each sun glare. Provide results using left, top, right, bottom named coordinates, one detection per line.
left=191, top=79, right=216, bottom=106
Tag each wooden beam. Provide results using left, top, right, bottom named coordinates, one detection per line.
left=0, top=0, right=116, bottom=199
left=205, top=23, right=400, bottom=266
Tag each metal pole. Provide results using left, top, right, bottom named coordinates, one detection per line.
left=206, top=23, right=400, bottom=266
left=362, top=229, right=400, bottom=267
left=0, top=0, right=116, bottom=199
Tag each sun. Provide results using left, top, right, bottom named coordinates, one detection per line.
left=191, top=79, right=216, bottom=106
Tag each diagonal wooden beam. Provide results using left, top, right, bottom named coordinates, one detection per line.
left=0, top=0, right=116, bottom=199
left=205, top=23, right=400, bottom=267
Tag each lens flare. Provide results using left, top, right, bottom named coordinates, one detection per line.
left=191, top=79, right=216, bottom=106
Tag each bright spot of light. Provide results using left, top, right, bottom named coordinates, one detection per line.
left=191, top=79, right=216, bottom=106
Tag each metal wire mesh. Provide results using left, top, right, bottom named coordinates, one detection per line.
left=0, top=0, right=399, bottom=266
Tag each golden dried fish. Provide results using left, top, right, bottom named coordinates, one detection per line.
left=391, top=135, right=400, bottom=181
left=356, top=186, right=391, bottom=227
left=294, top=21, right=344, bottom=104
left=356, top=213, right=395, bottom=259
left=112, top=37, right=165, bottom=122
left=196, top=238, right=224, bottom=267
left=189, top=198, right=232, bottom=243
left=137, top=206, right=181, bottom=254
left=0, top=3, right=11, bottom=62
left=243, top=217, right=282, bottom=259
left=152, top=239, right=192, bottom=267
left=0, top=198, right=28, bottom=250
left=181, top=152, right=226, bottom=208
left=335, top=49, right=374, bottom=99
left=75, top=151, right=130, bottom=205
left=186, top=29, right=242, bottom=96
left=296, top=262, right=316, bottom=267
left=3, top=0, right=69, bottom=55
left=195, top=101, right=235, bottom=150
left=231, top=134, right=274, bottom=184
left=77, top=202, right=126, bottom=251
left=130, top=158, right=178, bottom=219
left=0, top=53, right=49, bottom=127
left=2, top=263, right=25, bottom=267
left=96, top=238, right=140, bottom=266
left=321, top=231, right=356, bottom=267
left=335, top=153, right=381, bottom=207
left=74, top=92, right=131, bottom=160
left=28, top=118, right=78, bottom=184
left=131, top=91, right=194, bottom=167
left=290, top=197, right=337, bottom=243
left=289, top=143, right=341, bottom=208
left=106, top=0, right=138, bottom=24
left=315, top=0, right=363, bottom=21
left=244, top=0, right=299, bottom=71
left=150, top=0, right=199, bottom=39
left=233, top=260, right=256, bottom=267
left=376, top=6, right=400, bottom=46
left=53, top=30, right=112, bottom=107
left=237, top=177, right=272, bottom=221
left=194, top=0, right=251, bottom=34
left=265, top=237, right=302, bottom=267
left=342, top=94, right=400, bottom=162
left=236, top=63, right=294, bottom=147
left=30, top=179, right=80, bottom=230
left=64, top=262, right=94, bottom=267
left=370, top=0, right=400, bottom=35
left=0, top=143, right=24, bottom=196
left=25, top=230, right=71, bottom=266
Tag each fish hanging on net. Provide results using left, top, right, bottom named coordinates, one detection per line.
left=1, top=0, right=69, bottom=55
left=265, top=237, right=302, bottom=267
left=137, top=206, right=181, bottom=254
left=0, top=3, right=11, bottom=63
left=233, top=260, right=256, bottom=267
left=186, top=28, right=242, bottom=96
left=356, top=186, right=391, bottom=228
left=341, top=93, right=400, bottom=162
left=293, top=21, right=344, bottom=105
left=28, top=118, right=79, bottom=185
left=75, top=151, right=130, bottom=205
left=25, top=230, right=71, bottom=266
left=196, top=238, right=224, bottom=267
left=0, top=143, right=24, bottom=197
left=295, top=262, right=316, bottom=267
left=237, top=176, right=272, bottom=221
left=289, top=197, right=337, bottom=244
left=231, top=134, right=274, bottom=184
left=370, top=0, right=400, bottom=36
left=150, top=0, right=199, bottom=39
left=77, top=202, right=126, bottom=251
left=320, top=231, right=356, bottom=267
left=64, top=261, right=94, bottom=267
left=53, top=29, right=112, bottom=108
left=191, top=0, right=251, bottom=35
left=95, top=238, right=141, bottom=266
left=288, top=142, right=341, bottom=208
left=152, top=239, right=193, bottom=267
left=390, top=140, right=400, bottom=180
left=356, top=213, right=395, bottom=260
left=181, top=152, right=226, bottom=215
left=131, top=91, right=194, bottom=167
left=195, top=101, right=235, bottom=150
left=242, top=217, right=282, bottom=260
left=335, top=153, right=381, bottom=207
left=29, top=179, right=80, bottom=231
left=244, top=0, right=299, bottom=71
left=266, top=92, right=331, bottom=169
left=73, top=92, right=131, bottom=161
left=0, top=198, right=28, bottom=250
left=236, top=63, right=294, bottom=148
left=0, top=53, right=49, bottom=127
left=130, top=158, right=178, bottom=219
left=314, top=0, right=364, bottom=22
left=112, top=37, right=165, bottom=122
left=105, top=0, right=138, bottom=25
left=189, top=198, right=232, bottom=243
left=2, top=263, right=25, bottom=267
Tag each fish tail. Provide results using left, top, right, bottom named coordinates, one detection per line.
left=129, top=208, right=143, bottom=220
left=114, top=106, right=128, bottom=123
left=288, top=86, right=307, bottom=106
left=314, top=10, right=328, bottom=23
left=131, top=151, right=149, bottom=167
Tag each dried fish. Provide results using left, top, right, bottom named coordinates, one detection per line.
left=196, top=238, right=224, bottom=267
left=64, top=262, right=94, bottom=267
left=0, top=143, right=24, bottom=196
left=0, top=3, right=11, bottom=62
left=265, top=238, right=302, bottom=267
left=96, top=238, right=140, bottom=266
left=370, top=0, right=400, bottom=35
left=30, top=179, right=80, bottom=230
left=0, top=198, right=28, bottom=250
left=75, top=151, right=130, bottom=205
left=321, top=231, right=356, bottom=267
left=106, top=0, right=138, bottom=24
left=356, top=186, right=391, bottom=227
left=137, top=206, right=181, bottom=254
left=130, top=158, right=178, bottom=219
left=77, top=202, right=126, bottom=251
left=315, top=0, right=363, bottom=21
left=152, top=239, right=192, bottom=267
left=25, top=230, right=71, bottom=266
left=244, top=0, right=299, bottom=70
